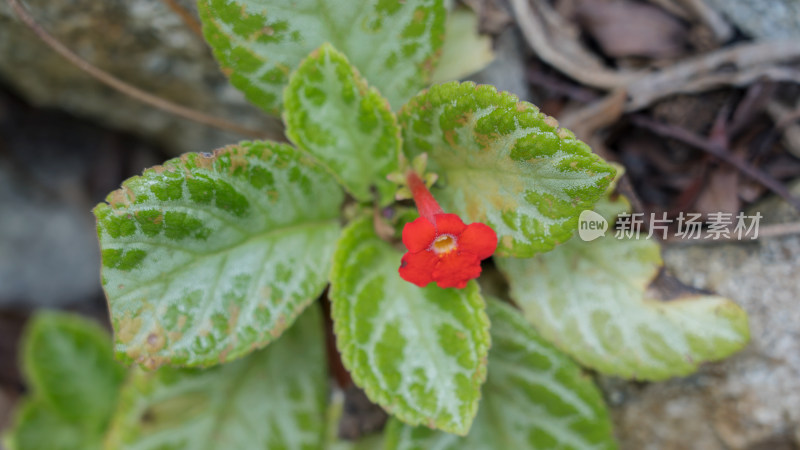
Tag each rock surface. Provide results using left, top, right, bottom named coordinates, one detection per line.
left=0, top=158, right=100, bottom=307
left=702, top=0, right=800, bottom=39
left=0, top=86, right=166, bottom=308
left=0, top=0, right=281, bottom=155
left=606, top=185, right=800, bottom=449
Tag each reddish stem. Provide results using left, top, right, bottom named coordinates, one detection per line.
left=407, top=171, right=443, bottom=224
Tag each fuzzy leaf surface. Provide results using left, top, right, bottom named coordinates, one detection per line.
left=497, top=230, right=750, bottom=380
left=199, top=0, right=446, bottom=113
left=284, top=44, right=400, bottom=203
left=4, top=399, right=102, bottom=450
left=94, top=141, right=343, bottom=368
left=22, top=312, right=126, bottom=428
left=399, top=82, right=616, bottom=257
left=3, top=313, right=125, bottom=450
left=105, top=307, right=327, bottom=450
left=329, top=216, right=490, bottom=435
left=385, top=299, right=617, bottom=450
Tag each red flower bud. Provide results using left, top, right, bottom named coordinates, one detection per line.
left=398, top=172, right=498, bottom=289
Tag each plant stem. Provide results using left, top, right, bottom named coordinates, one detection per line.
left=406, top=170, right=443, bottom=224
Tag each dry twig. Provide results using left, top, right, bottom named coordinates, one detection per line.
left=766, top=100, right=800, bottom=158
left=160, top=0, right=204, bottom=38
left=512, top=0, right=800, bottom=111
left=626, top=42, right=800, bottom=110
left=631, top=115, right=800, bottom=212
left=560, top=89, right=626, bottom=156
left=673, top=0, right=733, bottom=42
left=509, top=0, right=643, bottom=89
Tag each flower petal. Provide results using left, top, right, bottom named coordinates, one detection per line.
left=432, top=252, right=482, bottom=289
left=433, top=213, right=467, bottom=235
left=402, top=217, right=436, bottom=253
left=459, top=223, right=498, bottom=260
left=399, top=250, right=438, bottom=287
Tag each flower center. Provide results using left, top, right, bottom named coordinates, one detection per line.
left=431, top=234, right=457, bottom=254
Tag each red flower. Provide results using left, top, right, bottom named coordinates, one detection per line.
left=398, top=171, right=497, bottom=289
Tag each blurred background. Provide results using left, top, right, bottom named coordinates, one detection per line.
left=1, top=0, right=799, bottom=448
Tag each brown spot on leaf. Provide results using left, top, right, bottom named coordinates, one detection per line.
left=270, top=315, right=287, bottom=337
left=455, top=112, right=471, bottom=127
left=228, top=153, right=248, bottom=174
left=145, top=325, right=167, bottom=353
left=219, top=342, right=235, bottom=362
left=137, top=355, right=162, bottom=371
left=228, top=305, right=240, bottom=332
left=117, top=315, right=142, bottom=343
left=474, top=132, right=499, bottom=152
left=109, top=186, right=136, bottom=208
left=466, top=200, right=481, bottom=220
left=544, top=115, right=560, bottom=129
left=443, top=129, right=457, bottom=147
left=192, top=153, right=215, bottom=171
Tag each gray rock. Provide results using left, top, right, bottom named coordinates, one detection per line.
left=0, top=159, right=100, bottom=307
left=608, top=184, right=800, bottom=449
left=0, top=0, right=281, bottom=155
left=702, top=0, right=800, bottom=39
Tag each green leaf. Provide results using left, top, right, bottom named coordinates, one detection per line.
left=430, top=7, right=494, bottom=83
left=329, top=216, right=490, bottom=436
left=284, top=43, right=401, bottom=203
left=496, top=231, right=750, bottom=381
left=104, top=306, right=327, bottom=450
left=4, top=312, right=125, bottom=450
left=22, top=312, right=125, bottom=428
left=3, top=399, right=103, bottom=450
left=385, top=299, right=617, bottom=450
left=94, top=141, right=344, bottom=368
left=198, top=0, right=446, bottom=113
left=399, top=82, right=616, bottom=257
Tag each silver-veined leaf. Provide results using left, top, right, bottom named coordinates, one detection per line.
left=94, top=141, right=343, bottom=368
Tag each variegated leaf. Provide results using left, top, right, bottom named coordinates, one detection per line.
left=94, top=141, right=343, bottom=368
left=104, top=307, right=327, bottom=450
left=329, top=216, right=490, bottom=435
left=385, top=299, right=617, bottom=450
left=198, top=0, right=446, bottom=113
left=399, top=82, right=616, bottom=257
left=284, top=44, right=400, bottom=203
left=496, top=213, right=750, bottom=380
